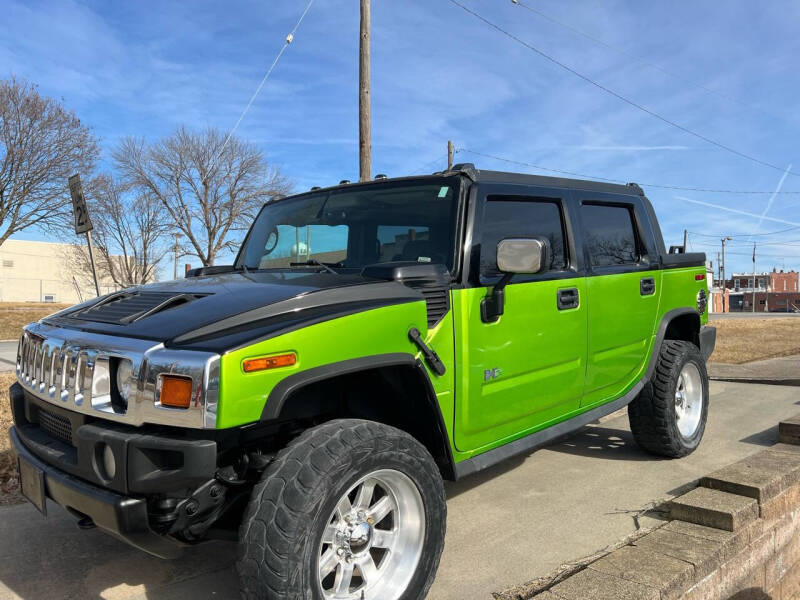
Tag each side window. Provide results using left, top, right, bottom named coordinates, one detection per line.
left=480, top=196, right=567, bottom=278
left=581, top=204, right=639, bottom=268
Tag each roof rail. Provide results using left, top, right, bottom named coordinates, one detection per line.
left=448, top=162, right=478, bottom=181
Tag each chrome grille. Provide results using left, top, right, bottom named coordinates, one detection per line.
left=16, top=323, right=219, bottom=429
left=17, top=333, right=86, bottom=406
left=36, top=407, right=73, bottom=446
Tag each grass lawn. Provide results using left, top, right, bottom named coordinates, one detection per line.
left=709, top=317, right=800, bottom=364
left=0, top=372, right=21, bottom=505
left=0, top=302, right=70, bottom=340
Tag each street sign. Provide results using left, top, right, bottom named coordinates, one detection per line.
left=67, top=174, right=100, bottom=296
left=68, top=174, right=93, bottom=235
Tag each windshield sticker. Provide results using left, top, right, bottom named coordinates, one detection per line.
left=438, top=186, right=448, bottom=198
left=418, top=256, right=432, bottom=263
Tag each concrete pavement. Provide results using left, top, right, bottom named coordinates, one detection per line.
left=709, top=354, right=800, bottom=385
left=0, top=380, right=798, bottom=599
left=0, top=342, right=16, bottom=371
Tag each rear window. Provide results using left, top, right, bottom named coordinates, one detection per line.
left=581, top=204, right=639, bottom=267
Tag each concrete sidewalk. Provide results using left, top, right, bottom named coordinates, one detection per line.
left=0, top=342, right=16, bottom=371
left=1, top=381, right=799, bottom=599
left=709, top=354, right=800, bottom=385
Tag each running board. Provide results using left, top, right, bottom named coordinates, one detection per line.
left=454, top=380, right=644, bottom=480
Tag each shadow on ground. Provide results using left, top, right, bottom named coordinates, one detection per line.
left=0, top=502, right=239, bottom=599
left=548, top=426, right=658, bottom=462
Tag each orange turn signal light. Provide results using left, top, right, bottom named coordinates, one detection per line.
left=243, top=353, right=297, bottom=373
left=160, top=375, right=193, bottom=409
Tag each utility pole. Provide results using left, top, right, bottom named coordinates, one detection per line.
left=721, top=236, right=732, bottom=312
left=173, top=233, right=181, bottom=280
left=752, top=243, right=757, bottom=313
left=447, top=140, right=454, bottom=170
left=683, top=229, right=688, bottom=253
left=359, top=0, right=371, bottom=182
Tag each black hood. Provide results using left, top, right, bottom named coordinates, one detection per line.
left=43, top=270, right=426, bottom=353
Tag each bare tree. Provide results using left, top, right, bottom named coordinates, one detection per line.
left=113, top=126, right=292, bottom=266
left=68, top=174, right=171, bottom=288
left=0, top=77, right=98, bottom=246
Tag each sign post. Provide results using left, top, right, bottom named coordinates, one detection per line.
left=68, top=174, right=101, bottom=297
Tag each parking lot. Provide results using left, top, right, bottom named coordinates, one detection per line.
left=0, top=380, right=796, bottom=599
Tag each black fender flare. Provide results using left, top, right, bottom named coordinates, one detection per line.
left=260, top=353, right=457, bottom=480
left=645, top=308, right=704, bottom=381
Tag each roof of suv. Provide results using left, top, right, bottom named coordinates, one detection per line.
left=279, top=163, right=644, bottom=201
left=469, top=168, right=643, bottom=196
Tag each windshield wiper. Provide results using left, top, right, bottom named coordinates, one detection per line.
left=289, top=259, right=340, bottom=275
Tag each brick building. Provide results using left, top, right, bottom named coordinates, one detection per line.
left=715, top=269, right=800, bottom=313
left=725, top=269, right=798, bottom=293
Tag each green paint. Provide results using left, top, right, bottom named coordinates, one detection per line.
left=216, top=300, right=431, bottom=428
left=215, top=265, right=708, bottom=470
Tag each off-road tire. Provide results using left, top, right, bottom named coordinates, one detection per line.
left=237, top=419, right=447, bottom=600
left=628, top=340, right=709, bottom=458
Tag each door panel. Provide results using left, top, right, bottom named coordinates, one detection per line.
left=582, top=269, right=661, bottom=406
left=453, top=277, right=587, bottom=452
left=575, top=200, right=663, bottom=407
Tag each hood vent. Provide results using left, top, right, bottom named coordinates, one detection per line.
left=418, top=286, right=449, bottom=328
left=73, top=291, right=209, bottom=325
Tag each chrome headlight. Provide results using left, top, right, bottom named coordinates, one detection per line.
left=115, top=358, right=135, bottom=404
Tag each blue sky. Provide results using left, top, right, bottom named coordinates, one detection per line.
left=3, top=0, right=800, bottom=276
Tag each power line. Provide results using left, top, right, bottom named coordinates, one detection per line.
left=688, top=227, right=800, bottom=238
left=510, top=0, right=779, bottom=122
left=458, top=148, right=800, bottom=195
left=412, top=155, right=447, bottom=174
left=447, top=0, right=800, bottom=178
left=207, top=0, right=315, bottom=178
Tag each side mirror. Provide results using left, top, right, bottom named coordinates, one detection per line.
left=497, top=238, right=549, bottom=274
left=481, top=237, right=550, bottom=323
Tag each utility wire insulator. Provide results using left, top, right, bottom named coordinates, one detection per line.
left=286, top=33, right=294, bottom=44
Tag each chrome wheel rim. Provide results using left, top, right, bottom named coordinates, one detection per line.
left=675, top=362, right=703, bottom=439
left=317, top=469, right=425, bottom=600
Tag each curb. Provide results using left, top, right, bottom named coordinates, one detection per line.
left=709, top=376, right=800, bottom=387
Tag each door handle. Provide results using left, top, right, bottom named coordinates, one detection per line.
left=557, top=287, right=579, bottom=310
left=640, top=277, right=656, bottom=296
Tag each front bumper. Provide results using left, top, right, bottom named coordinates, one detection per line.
left=11, top=426, right=183, bottom=558
left=9, top=383, right=227, bottom=558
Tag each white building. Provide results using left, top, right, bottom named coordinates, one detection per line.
left=0, top=239, right=119, bottom=304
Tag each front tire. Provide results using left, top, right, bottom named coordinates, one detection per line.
left=237, top=419, right=446, bottom=600
left=628, top=340, right=709, bottom=458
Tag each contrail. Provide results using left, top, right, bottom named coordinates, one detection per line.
left=748, top=164, right=792, bottom=241
left=675, top=196, right=800, bottom=227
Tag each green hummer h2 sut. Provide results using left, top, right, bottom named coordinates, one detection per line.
left=9, top=164, right=714, bottom=599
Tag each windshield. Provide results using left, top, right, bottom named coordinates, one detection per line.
left=237, top=177, right=462, bottom=272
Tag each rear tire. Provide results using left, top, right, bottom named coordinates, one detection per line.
left=628, top=340, right=709, bottom=458
left=237, top=419, right=446, bottom=600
